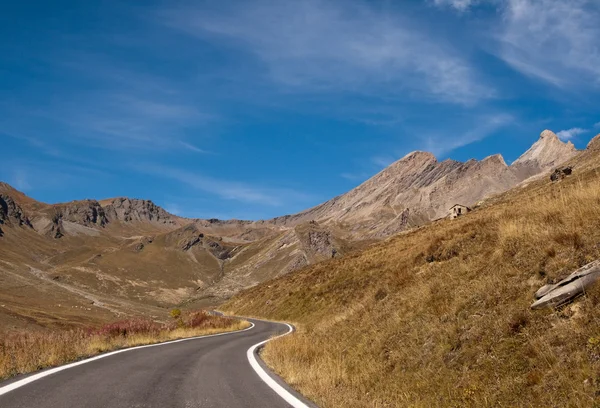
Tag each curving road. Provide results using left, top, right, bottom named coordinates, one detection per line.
left=0, top=318, right=314, bottom=408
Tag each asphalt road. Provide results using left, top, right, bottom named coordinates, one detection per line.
left=0, top=318, right=310, bottom=408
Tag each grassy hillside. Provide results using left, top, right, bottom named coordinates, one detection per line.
left=224, top=149, right=600, bottom=407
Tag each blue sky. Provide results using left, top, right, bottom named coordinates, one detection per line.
left=1, top=0, right=599, bottom=220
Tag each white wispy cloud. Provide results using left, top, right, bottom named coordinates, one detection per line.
left=496, top=0, right=600, bottom=88
left=341, top=156, right=397, bottom=182
left=1, top=131, right=64, bottom=158
left=556, top=127, right=588, bottom=141
left=371, top=156, right=397, bottom=169
left=162, top=0, right=493, bottom=105
left=178, top=141, right=208, bottom=154
left=164, top=203, right=182, bottom=216
left=52, top=90, right=212, bottom=152
left=421, top=113, right=513, bottom=156
left=433, top=0, right=479, bottom=11
left=132, top=164, right=312, bottom=207
left=10, top=169, right=32, bottom=192
left=594, top=122, right=600, bottom=129
left=2, top=159, right=112, bottom=194
left=11, top=51, right=215, bottom=155
left=340, top=173, right=364, bottom=182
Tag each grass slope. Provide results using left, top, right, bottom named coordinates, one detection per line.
left=224, top=151, right=600, bottom=407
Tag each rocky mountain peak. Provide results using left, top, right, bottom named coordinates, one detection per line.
left=379, top=151, right=437, bottom=178
left=512, top=129, right=578, bottom=172
left=587, top=134, right=600, bottom=151
left=59, top=200, right=108, bottom=227
left=481, top=154, right=508, bottom=167
left=540, top=129, right=559, bottom=140
left=103, top=198, right=176, bottom=225
left=399, top=151, right=437, bottom=163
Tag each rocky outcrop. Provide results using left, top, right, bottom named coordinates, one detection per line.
left=0, top=194, right=32, bottom=228
left=36, top=200, right=108, bottom=238
left=295, top=221, right=343, bottom=261
left=550, top=166, right=573, bottom=182
left=532, top=260, right=600, bottom=309
left=46, top=211, right=65, bottom=239
left=163, top=224, right=233, bottom=259
left=103, top=198, right=176, bottom=225
left=59, top=200, right=108, bottom=227
left=129, top=236, right=154, bottom=252
left=165, top=224, right=203, bottom=250
left=204, top=239, right=232, bottom=260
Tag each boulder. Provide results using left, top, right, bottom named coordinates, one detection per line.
left=534, top=284, right=556, bottom=300
left=531, top=260, right=600, bottom=309
left=550, top=166, right=573, bottom=182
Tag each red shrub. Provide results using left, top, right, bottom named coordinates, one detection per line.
left=185, top=311, right=210, bottom=328
left=94, top=319, right=162, bottom=338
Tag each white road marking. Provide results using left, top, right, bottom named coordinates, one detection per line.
left=247, top=323, right=310, bottom=408
left=0, top=323, right=255, bottom=397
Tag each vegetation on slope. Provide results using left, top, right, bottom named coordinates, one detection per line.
left=0, top=310, right=248, bottom=381
left=224, top=152, right=600, bottom=407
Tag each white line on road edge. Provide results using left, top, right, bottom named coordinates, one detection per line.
left=247, top=323, right=310, bottom=408
left=0, top=322, right=255, bottom=397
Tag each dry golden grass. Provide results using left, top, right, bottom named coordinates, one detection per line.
left=0, top=311, right=249, bottom=381
left=225, top=154, right=600, bottom=407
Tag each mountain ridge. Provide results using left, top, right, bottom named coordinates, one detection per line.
left=0, top=129, right=579, bottom=234
left=266, top=129, right=577, bottom=238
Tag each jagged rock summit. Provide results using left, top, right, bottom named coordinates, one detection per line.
left=587, top=133, right=600, bottom=151
left=512, top=130, right=578, bottom=179
left=101, top=198, right=177, bottom=225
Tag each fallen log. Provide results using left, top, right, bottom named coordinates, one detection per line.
left=531, top=260, right=600, bottom=310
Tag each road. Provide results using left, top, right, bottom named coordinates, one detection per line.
left=0, top=318, right=313, bottom=408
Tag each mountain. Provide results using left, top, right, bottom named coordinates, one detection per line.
left=0, top=129, right=581, bottom=330
left=270, top=130, right=578, bottom=238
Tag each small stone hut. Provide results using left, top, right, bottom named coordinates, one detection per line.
left=449, top=204, right=471, bottom=220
